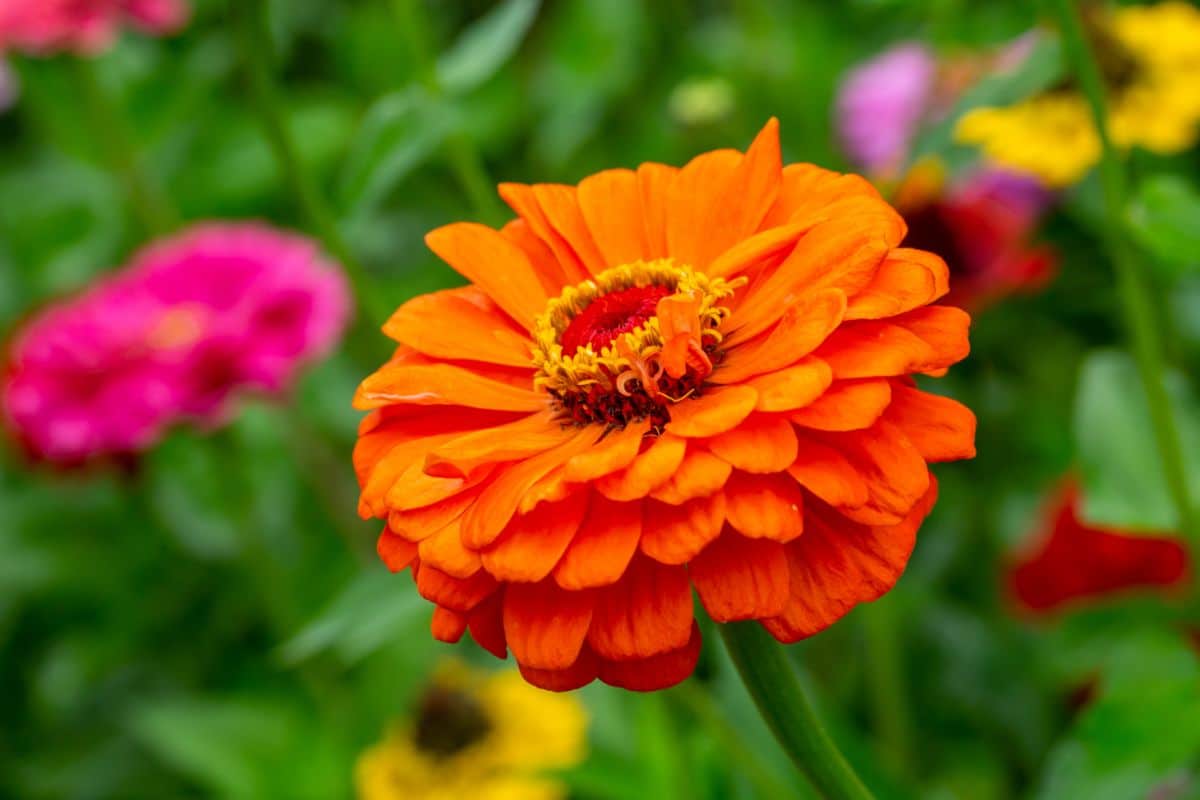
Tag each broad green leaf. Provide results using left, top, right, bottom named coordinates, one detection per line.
left=1128, top=175, right=1200, bottom=276
left=336, top=87, right=457, bottom=217
left=436, top=0, right=541, bottom=95
left=1074, top=349, right=1200, bottom=533
left=1034, top=631, right=1200, bottom=800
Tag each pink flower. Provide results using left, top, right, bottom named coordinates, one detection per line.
left=0, top=0, right=188, bottom=55
left=836, top=43, right=937, bottom=179
left=2, top=223, right=352, bottom=463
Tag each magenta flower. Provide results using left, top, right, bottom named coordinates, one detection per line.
left=2, top=223, right=351, bottom=463
left=836, top=43, right=936, bottom=179
left=0, top=0, right=188, bottom=55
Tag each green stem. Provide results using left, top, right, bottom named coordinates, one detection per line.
left=231, top=0, right=393, bottom=330
left=389, top=0, right=507, bottom=225
left=860, top=600, right=914, bottom=779
left=672, top=680, right=815, bottom=800
left=1050, top=0, right=1198, bottom=544
left=72, top=58, right=175, bottom=236
left=719, top=623, right=876, bottom=800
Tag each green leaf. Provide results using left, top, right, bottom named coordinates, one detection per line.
left=336, top=87, right=457, bottom=217
left=278, top=567, right=429, bottom=665
left=1128, top=175, right=1200, bottom=277
left=128, top=697, right=295, bottom=800
left=1074, top=349, right=1200, bottom=532
left=436, top=0, right=541, bottom=95
left=1034, top=631, right=1200, bottom=800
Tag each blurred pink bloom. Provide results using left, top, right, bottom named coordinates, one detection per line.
left=2, top=223, right=352, bottom=463
left=836, top=43, right=936, bottom=178
left=0, top=0, right=188, bottom=55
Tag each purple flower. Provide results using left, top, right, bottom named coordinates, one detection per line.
left=0, top=0, right=188, bottom=55
left=836, top=43, right=936, bottom=178
left=3, top=223, right=352, bottom=463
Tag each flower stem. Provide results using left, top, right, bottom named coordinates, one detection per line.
left=389, top=0, right=507, bottom=225
left=71, top=58, right=175, bottom=236
left=231, top=0, right=393, bottom=330
left=1049, top=0, right=1198, bottom=543
left=860, top=600, right=914, bottom=779
left=719, top=622, right=876, bottom=800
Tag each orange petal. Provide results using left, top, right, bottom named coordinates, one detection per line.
left=762, top=479, right=936, bottom=642
left=761, top=164, right=890, bottom=230
left=597, top=622, right=702, bottom=691
left=724, top=471, right=804, bottom=542
left=656, top=292, right=705, bottom=379
left=787, top=436, right=870, bottom=509
left=650, top=448, right=732, bottom=504
left=707, top=414, right=798, bottom=473
left=731, top=220, right=889, bottom=343
left=361, top=430, right=474, bottom=519
left=790, top=379, right=892, bottom=432
left=504, top=579, right=595, bottom=670
left=587, top=555, right=693, bottom=660
left=498, top=183, right=590, bottom=285
left=424, top=222, right=549, bottom=330
left=640, top=494, right=727, bottom=565
left=716, top=288, right=847, bottom=378
left=562, top=420, right=650, bottom=482
left=706, top=221, right=808, bottom=281
left=690, top=533, right=790, bottom=622
left=577, top=168, right=649, bottom=267
left=467, top=591, right=507, bottom=659
left=519, top=646, right=599, bottom=692
left=668, top=119, right=782, bottom=270
left=415, top=564, right=497, bottom=613
left=417, top=516, right=482, bottom=578
left=817, top=305, right=971, bottom=380
left=425, top=410, right=570, bottom=479
left=596, top=434, right=687, bottom=501
left=554, top=497, right=642, bottom=590
left=532, top=183, right=608, bottom=275
left=745, top=358, right=833, bottom=412
left=502, top=218, right=574, bottom=294
left=431, top=606, right=468, bottom=643
left=461, top=428, right=599, bottom=549
left=354, top=362, right=543, bottom=412
left=883, top=382, right=977, bottom=462
left=377, top=526, right=418, bottom=572
left=845, top=248, right=950, bottom=321
left=382, top=286, right=532, bottom=367
left=637, top=162, right=677, bottom=258
left=481, top=491, right=589, bottom=582
left=813, top=420, right=930, bottom=524
left=665, top=385, right=759, bottom=438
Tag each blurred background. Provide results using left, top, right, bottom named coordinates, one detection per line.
left=1, top=1, right=1198, bottom=798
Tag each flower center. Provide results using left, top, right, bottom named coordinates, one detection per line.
left=413, top=686, right=491, bottom=758
left=533, top=260, right=744, bottom=431
left=560, top=284, right=672, bottom=356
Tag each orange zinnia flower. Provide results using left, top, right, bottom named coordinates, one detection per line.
left=353, top=119, right=976, bottom=692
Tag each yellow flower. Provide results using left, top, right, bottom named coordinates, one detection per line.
left=355, top=666, right=587, bottom=800
left=955, top=2, right=1200, bottom=187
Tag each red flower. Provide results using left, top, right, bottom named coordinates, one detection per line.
left=1008, top=482, right=1190, bottom=614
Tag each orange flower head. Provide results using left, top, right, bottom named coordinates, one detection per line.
left=353, top=119, right=976, bottom=692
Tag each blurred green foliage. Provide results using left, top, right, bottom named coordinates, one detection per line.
left=2, top=0, right=1199, bottom=798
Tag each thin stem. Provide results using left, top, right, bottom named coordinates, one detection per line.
left=860, top=600, right=914, bottom=778
left=1050, top=0, right=1198, bottom=543
left=671, top=680, right=816, bottom=800
left=719, top=622, right=876, bottom=800
left=231, top=0, right=393, bottom=330
left=71, top=58, right=175, bottom=236
left=389, top=0, right=507, bottom=225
